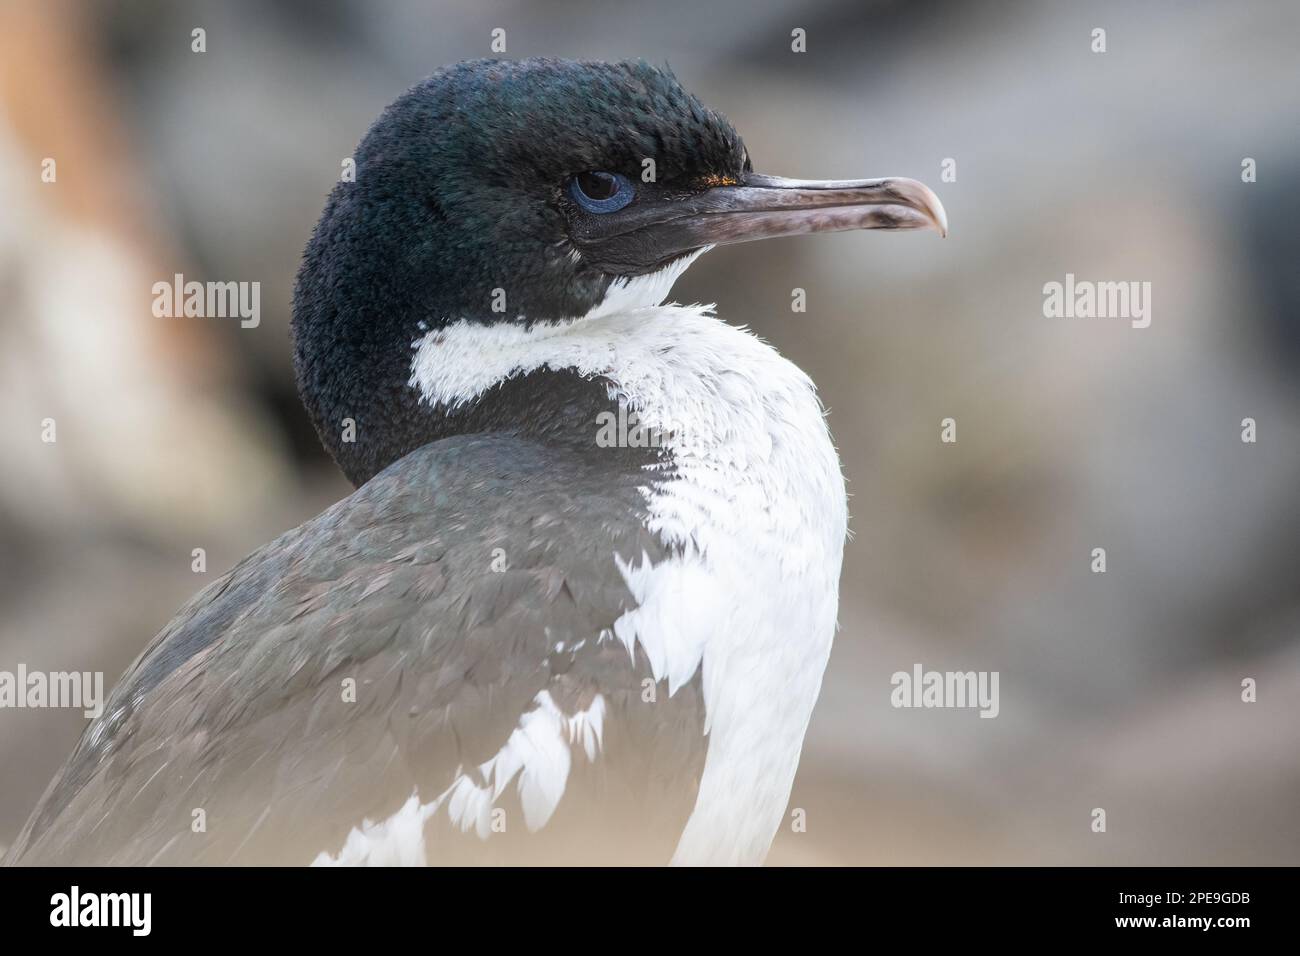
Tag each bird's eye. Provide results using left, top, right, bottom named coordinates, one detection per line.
left=569, top=171, right=635, bottom=213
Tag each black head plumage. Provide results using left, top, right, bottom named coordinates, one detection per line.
left=293, top=58, right=748, bottom=485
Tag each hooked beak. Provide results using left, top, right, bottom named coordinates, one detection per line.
left=573, top=172, right=947, bottom=275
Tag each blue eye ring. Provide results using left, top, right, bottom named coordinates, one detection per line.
left=569, top=171, right=635, bottom=213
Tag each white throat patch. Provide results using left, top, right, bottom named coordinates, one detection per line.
left=581, top=246, right=711, bottom=321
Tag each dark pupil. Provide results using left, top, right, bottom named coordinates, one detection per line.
left=577, top=171, right=617, bottom=200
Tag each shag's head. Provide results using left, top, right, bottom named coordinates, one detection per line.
left=293, top=58, right=946, bottom=485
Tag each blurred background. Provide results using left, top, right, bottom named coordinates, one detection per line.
left=1, top=0, right=1297, bottom=864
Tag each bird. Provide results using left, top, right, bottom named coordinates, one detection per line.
left=5, top=58, right=945, bottom=866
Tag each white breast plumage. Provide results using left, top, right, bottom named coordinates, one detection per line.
left=406, top=272, right=848, bottom=865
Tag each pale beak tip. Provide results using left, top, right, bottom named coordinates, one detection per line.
left=919, top=184, right=949, bottom=238
left=884, top=176, right=948, bottom=238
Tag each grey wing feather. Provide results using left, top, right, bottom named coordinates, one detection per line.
left=5, top=434, right=705, bottom=865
